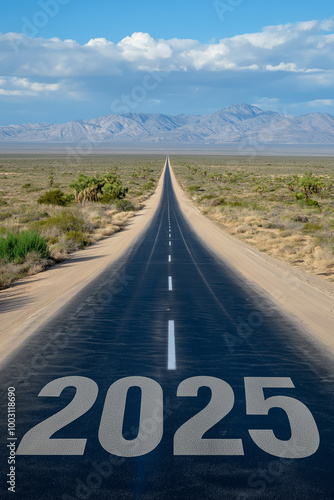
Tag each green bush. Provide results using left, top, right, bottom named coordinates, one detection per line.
left=0, top=230, right=49, bottom=262
left=65, top=230, right=88, bottom=249
left=188, top=185, right=201, bottom=193
left=228, top=200, right=247, bottom=208
left=99, top=193, right=118, bottom=204
left=0, top=213, right=10, bottom=222
left=35, top=210, right=89, bottom=234
left=115, top=199, right=136, bottom=212
left=303, top=222, right=322, bottom=233
left=142, top=181, right=154, bottom=191
left=37, top=189, right=68, bottom=206
left=306, top=198, right=319, bottom=207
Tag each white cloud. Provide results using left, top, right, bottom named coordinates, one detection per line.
left=265, top=62, right=320, bottom=73
left=0, top=76, right=60, bottom=96
left=0, top=89, right=33, bottom=96
left=85, top=38, right=114, bottom=48
left=307, top=99, right=334, bottom=107
left=118, top=32, right=172, bottom=61
left=0, top=18, right=333, bottom=78
left=0, top=18, right=334, bottom=120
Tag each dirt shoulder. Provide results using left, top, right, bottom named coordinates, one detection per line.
left=0, top=163, right=166, bottom=365
left=169, top=162, right=334, bottom=354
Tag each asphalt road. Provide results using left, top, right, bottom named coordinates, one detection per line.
left=1, top=159, right=334, bottom=499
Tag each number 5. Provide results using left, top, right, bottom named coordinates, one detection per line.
left=244, top=377, right=320, bottom=458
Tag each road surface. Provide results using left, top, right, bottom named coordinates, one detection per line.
left=1, top=159, right=334, bottom=499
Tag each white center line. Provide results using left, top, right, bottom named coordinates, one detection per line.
left=169, top=241, right=171, bottom=246
left=168, top=255, right=171, bottom=262
left=168, top=320, right=176, bottom=370
left=168, top=276, right=173, bottom=290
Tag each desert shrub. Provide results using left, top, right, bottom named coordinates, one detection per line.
left=263, top=222, right=285, bottom=229
left=188, top=185, right=201, bottom=193
left=235, top=224, right=252, bottom=234
left=142, top=181, right=154, bottom=191
left=200, top=194, right=214, bottom=201
left=255, top=185, right=267, bottom=195
left=100, top=181, right=128, bottom=203
left=99, top=192, right=120, bottom=204
left=47, top=236, right=59, bottom=245
left=35, top=210, right=90, bottom=236
left=228, top=200, right=247, bottom=208
left=37, top=189, right=68, bottom=206
left=210, top=197, right=225, bottom=207
left=0, top=198, right=8, bottom=206
left=250, top=203, right=266, bottom=211
left=306, top=198, right=319, bottom=207
left=292, top=215, right=309, bottom=223
left=64, top=193, right=75, bottom=204
left=0, top=251, right=48, bottom=289
left=65, top=230, right=88, bottom=249
left=0, top=230, right=49, bottom=262
left=19, top=208, right=49, bottom=224
left=115, top=199, right=136, bottom=212
left=303, top=222, right=322, bottom=233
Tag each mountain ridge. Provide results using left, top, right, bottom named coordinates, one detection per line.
left=1, top=104, right=334, bottom=144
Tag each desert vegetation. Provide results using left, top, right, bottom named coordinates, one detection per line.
left=0, top=154, right=164, bottom=288
left=171, top=155, right=334, bottom=282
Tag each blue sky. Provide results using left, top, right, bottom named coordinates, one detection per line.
left=0, top=0, right=334, bottom=124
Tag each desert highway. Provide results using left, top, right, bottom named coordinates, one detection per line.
left=1, top=158, right=334, bottom=499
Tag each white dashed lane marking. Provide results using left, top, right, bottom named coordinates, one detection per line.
left=168, top=320, right=176, bottom=370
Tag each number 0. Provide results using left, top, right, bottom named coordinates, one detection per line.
left=99, top=376, right=163, bottom=457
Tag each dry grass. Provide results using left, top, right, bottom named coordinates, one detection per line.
left=171, top=155, right=334, bottom=282
left=0, top=251, right=49, bottom=288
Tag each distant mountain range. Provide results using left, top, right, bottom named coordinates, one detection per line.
left=1, top=104, right=334, bottom=145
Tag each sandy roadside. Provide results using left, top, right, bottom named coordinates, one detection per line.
left=0, top=162, right=166, bottom=365
left=169, top=162, right=334, bottom=355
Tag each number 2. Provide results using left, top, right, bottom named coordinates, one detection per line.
left=17, top=376, right=98, bottom=455
left=174, top=376, right=244, bottom=455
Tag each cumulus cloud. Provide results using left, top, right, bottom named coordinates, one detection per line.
left=1, top=18, right=333, bottom=77
left=0, top=18, right=333, bottom=120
